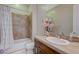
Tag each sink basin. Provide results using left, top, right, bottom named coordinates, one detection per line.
left=46, top=37, right=70, bottom=45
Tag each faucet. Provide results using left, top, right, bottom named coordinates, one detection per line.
left=56, top=32, right=65, bottom=39
left=56, top=34, right=60, bottom=38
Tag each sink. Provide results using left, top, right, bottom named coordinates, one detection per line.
left=46, top=37, right=70, bottom=45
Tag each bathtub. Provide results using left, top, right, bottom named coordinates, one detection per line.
left=6, top=38, right=34, bottom=54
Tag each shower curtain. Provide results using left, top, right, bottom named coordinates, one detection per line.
left=0, top=5, right=14, bottom=53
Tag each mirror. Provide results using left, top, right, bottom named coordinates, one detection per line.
left=41, top=4, right=73, bottom=36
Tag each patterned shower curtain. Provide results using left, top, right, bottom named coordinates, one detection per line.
left=0, top=5, right=14, bottom=53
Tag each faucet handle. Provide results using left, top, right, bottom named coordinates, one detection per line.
left=56, top=34, right=61, bottom=38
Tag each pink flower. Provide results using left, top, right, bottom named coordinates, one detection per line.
left=42, top=18, right=55, bottom=32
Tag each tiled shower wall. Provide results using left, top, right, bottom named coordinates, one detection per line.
left=12, top=13, right=31, bottom=40
left=27, top=14, right=32, bottom=39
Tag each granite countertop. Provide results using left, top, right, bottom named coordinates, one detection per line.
left=35, top=35, right=79, bottom=54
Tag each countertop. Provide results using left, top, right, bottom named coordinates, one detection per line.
left=35, top=35, right=79, bottom=54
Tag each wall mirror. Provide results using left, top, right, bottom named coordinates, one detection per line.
left=40, top=4, right=73, bottom=36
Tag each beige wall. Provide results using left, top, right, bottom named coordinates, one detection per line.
left=51, top=4, right=73, bottom=35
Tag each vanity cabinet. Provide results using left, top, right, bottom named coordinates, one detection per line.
left=34, top=38, right=59, bottom=54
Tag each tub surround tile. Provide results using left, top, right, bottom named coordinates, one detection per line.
left=12, top=13, right=32, bottom=40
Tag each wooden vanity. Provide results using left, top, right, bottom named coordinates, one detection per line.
left=34, top=36, right=79, bottom=54
left=34, top=38, right=59, bottom=54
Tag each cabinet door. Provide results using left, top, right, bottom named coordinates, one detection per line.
left=34, top=39, right=59, bottom=54
left=38, top=41, right=59, bottom=54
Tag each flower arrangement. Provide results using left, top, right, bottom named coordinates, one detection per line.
left=42, top=18, right=55, bottom=36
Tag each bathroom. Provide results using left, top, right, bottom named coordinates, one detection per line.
left=0, top=4, right=79, bottom=54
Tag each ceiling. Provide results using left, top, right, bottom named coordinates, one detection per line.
left=39, top=4, right=59, bottom=11
left=4, top=4, right=59, bottom=15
